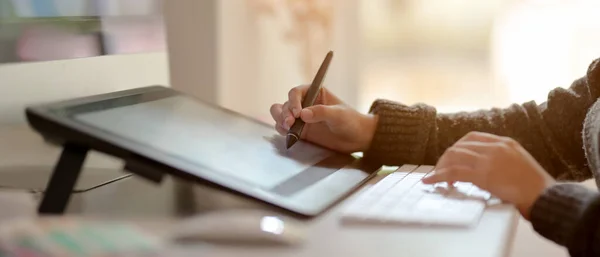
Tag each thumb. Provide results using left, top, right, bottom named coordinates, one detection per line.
left=300, top=105, right=341, bottom=124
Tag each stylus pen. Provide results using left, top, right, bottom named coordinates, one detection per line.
left=286, top=51, right=334, bottom=149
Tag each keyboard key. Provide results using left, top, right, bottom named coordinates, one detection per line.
left=411, top=166, right=435, bottom=174
left=405, top=172, right=427, bottom=180
left=369, top=173, right=403, bottom=193
left=445, top=188, right=468, bottom=200
left=454, top=182, right=473, bottom=194
left=387, top=182, right=415, bottom=196
left=414, top=195, right=445, bottom=212
left=352, top=190, right=379, bottom=204
left=468, top=188, right=491, bottom=201
left=377, top=197, right=399, bottom=208
left=390, top=172, right=410, bottom=179
left=459, top=200, right=486, bottom=212
left=402, top=190, right=424, bottom=203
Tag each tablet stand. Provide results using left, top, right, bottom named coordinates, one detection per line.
left=38, top=143, right=89, bottom=214
left=38, top=142, right=167, bottom=214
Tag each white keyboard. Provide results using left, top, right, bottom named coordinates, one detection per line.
left=340, top=165, right=494, bottom=228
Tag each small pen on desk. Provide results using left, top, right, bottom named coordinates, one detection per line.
left=286, top=51, right=334, bottom=149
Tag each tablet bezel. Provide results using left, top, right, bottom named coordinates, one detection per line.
left=26, top=86, right=379, bottom=217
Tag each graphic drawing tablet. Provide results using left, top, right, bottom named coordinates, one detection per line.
left=26, top=86, right=379, bottom=216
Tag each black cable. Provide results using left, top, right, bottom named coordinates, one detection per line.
left=0, top=174, right=132, bottom=194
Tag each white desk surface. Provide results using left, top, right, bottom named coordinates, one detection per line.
left=0, top=125, right=519, bottom=257
left=149, top=165, right=519, bottom=257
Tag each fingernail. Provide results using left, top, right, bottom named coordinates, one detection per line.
left=421, top=174, right=434, bottom=184
left=292, top=108, right=300, bottom=117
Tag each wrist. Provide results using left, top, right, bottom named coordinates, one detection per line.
left=520, top=178, right=556, bottom=220
left=359, top=113, right=378, bottom=152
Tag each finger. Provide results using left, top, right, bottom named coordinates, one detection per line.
left=461, top=131, right=504, bottom=143
left=436, top=147, right=482, bottom=170
left=281, top=102, right=295, bottom=130
left=275, top=124, right=287, bottom=135
left=422, top=167, right=480, bottom=185
left=270, top=104, right=289, bottom=134
left=452, top=141, right=496, bottom=154
left=270, top=103, right=283, bottom=123
left=300, top=105, right=339, bottom=124
left=288, top=85, right=310, bottom=117
left=270, top=103, right=286, bottom=129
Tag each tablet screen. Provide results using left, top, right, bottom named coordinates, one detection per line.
left=73, top=95, right=337, bottom=189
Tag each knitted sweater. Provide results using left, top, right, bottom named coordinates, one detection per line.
left=363, top=58, right=600, bottom=256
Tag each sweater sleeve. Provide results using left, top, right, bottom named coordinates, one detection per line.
left=530, top=183, right=600, bottom=256
left=363, top=58, right=600, bottom=181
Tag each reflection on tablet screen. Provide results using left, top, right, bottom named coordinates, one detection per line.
left=74, top=95, right=336, bottom=188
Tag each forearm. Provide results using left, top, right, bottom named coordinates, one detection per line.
left=362, top=100, right=437, bottom=166
left=362, top=100, right=557, bottom=169
left=363, top=59, right=600, bottom=181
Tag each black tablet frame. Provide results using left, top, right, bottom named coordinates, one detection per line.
left=26, top=86, right=379, bottom=217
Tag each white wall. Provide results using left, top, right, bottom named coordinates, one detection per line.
left=165, top=0, right=361, bottom=124
left=491, top=1, right=600, bottom=105
left=244, top=0, right=362, bottom=122
left=0, top=52, right=170, bottom=124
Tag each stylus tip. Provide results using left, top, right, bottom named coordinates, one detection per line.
left=286, top=134, right=298, bottom=149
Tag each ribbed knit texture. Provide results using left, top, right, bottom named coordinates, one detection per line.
left=531, top=184, right=598, bottom=246
left=362, top=58, right=600, bottom=255
left=364, top=101, right=436, bottom=165
left=364, top=74, right=596, bottom=181
left=530, top=183, right=600, bottom=256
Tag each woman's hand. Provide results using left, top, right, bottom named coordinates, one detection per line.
left=421, top=131, right=556, bottom=219
left=270, top=85, right=377, bottom=153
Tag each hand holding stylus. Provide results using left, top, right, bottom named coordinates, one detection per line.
left=285, top=51, right=334, bottom=149
left=269, top=51, right=379, bottom=153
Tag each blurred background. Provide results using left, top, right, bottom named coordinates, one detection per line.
left=0, top=0, right=165, bottom=62
left=359, top=0, right=600, bottom=112
left=0, top=2, right=596, bottom=256
left=1, top=0, right=600, bottom=120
